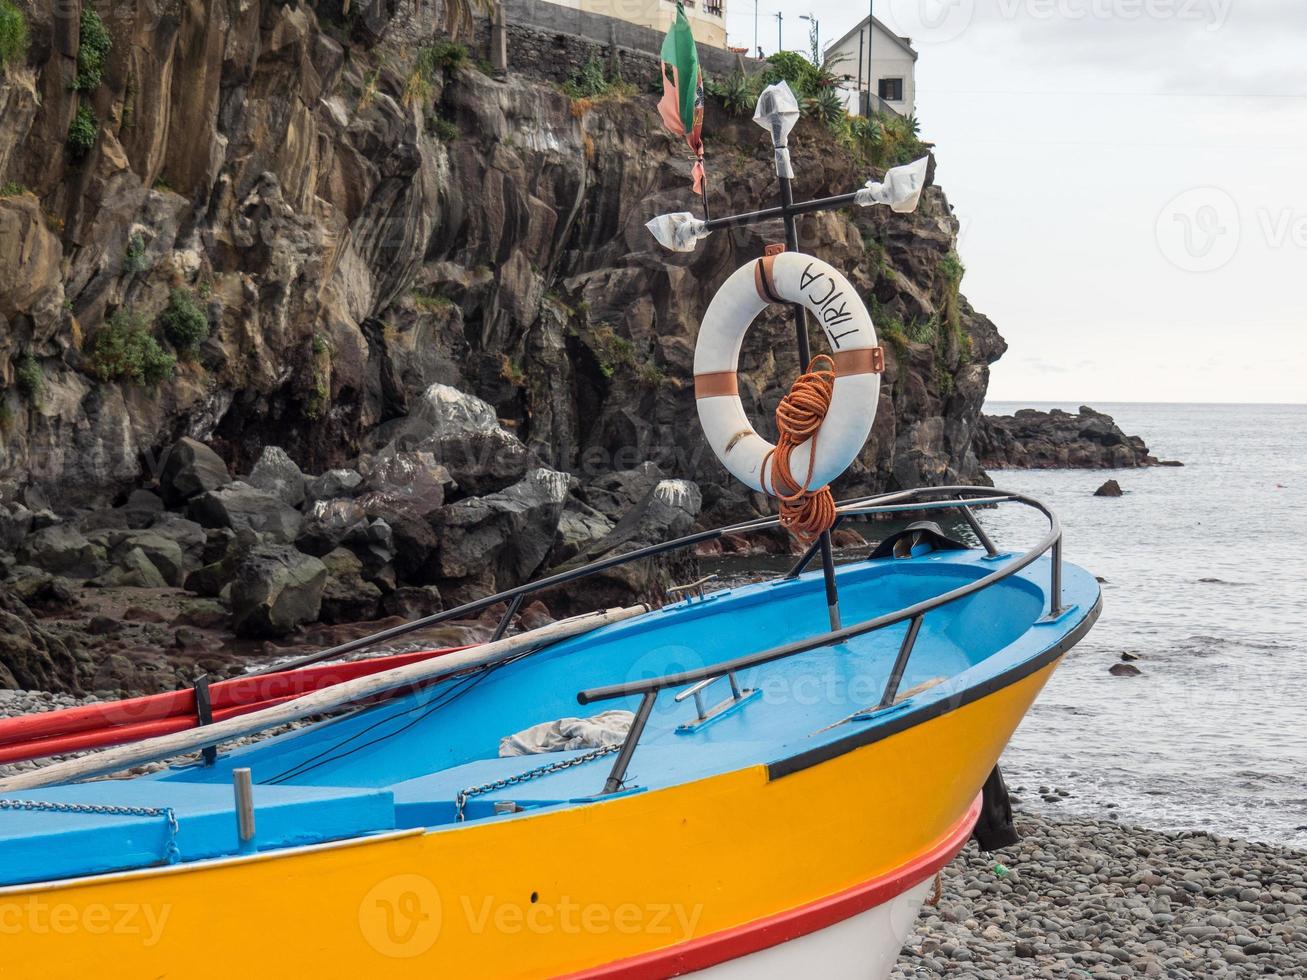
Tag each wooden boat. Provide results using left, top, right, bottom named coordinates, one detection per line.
left=0, top=487, right=1100, bottom=979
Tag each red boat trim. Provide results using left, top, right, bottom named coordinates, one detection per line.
left=0, top=647, right=468, bottom=762
left=561, top=794, right=982, bottom=979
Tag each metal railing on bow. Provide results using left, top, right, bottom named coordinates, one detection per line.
left=572, top=485, right=1065, bottom=795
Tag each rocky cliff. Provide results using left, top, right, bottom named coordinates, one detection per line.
left=0, top=1, right=1007, bottom=692
left=976, top=407, right=1173, bottom=470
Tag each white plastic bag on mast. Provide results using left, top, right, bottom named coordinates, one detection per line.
left=856, top=156, right=930, bottom=213
left=645, top=212, right=710, bottom=252
left=753, top=82, right=801, bottom=179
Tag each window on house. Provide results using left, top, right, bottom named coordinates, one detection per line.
left=704, top=0, right=723, bottom=15
left=879, top=78, right=905, bottom=102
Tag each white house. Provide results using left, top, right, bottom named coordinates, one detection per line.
left=823, top=15, right=918, bottom=118
left=545, top=0, right=728, bottom=48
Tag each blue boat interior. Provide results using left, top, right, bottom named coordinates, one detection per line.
left=0, top=547, right=1100, bottom=889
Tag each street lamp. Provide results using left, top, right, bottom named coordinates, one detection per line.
left=799, top=14, right=819, bottom=65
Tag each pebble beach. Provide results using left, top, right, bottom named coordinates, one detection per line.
left=893, top=811, right=1307, bottom=979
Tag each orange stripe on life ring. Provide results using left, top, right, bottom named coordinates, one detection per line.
left=754, top=255, right=784, bottom=304
left=833, top=347, right=885, bottom=376
left=694, top=371, right=739, bottom=398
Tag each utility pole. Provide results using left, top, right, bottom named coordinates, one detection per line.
left=857, top=29, right=864, bottom=111
left=867, top=1, right=875, bottom=111
left=775, top=11, right=783, bottom=52
left=754, top=0, right=759, bottom=57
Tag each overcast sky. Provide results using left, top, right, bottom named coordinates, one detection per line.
left=723, top=0, right=1306, bottom=404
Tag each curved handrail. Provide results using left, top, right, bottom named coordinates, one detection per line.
left=577, top=487, right=1061, bottom=706
left=568, top=486, right=1066, bottom=794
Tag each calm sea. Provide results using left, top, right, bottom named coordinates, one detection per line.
left=981, top=402, right=1307, bottom=848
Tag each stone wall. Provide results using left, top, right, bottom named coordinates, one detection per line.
left=478, top=0, right=761, bottom=83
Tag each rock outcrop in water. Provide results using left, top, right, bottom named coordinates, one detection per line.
left=0, top=0, right=1009, bottom=691
left=976, top=407, right=1163, bottom=470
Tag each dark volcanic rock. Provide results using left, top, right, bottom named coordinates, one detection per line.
left=159, top=439, right=232, bottom=507
left=188, top=483, right=303, bottom=543
left=548, top=478, right=703, bottom=615
left=433, top=468, right=570, bottom=589
left=230, top=545, right=328, bottom=639
left=248, top=446, right=307, bottom=507
left=305, top=469, right=364, bottom=503
left=0, top=589, right=81, bottom=692
left=1109, top=662, right=1143, bottom=677
left=296, top=499, right=369, bottom=557
left=18, top=525, right=107, bottom=580
left=318, top=549, right=383, bottom=625
left=1095, top=479, right=1124, bottom=498
left=383, top=585, right=444, bottom=620
left=976, top=407, right=1163, bottom=469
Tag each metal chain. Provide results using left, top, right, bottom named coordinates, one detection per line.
left=1, top=798, right=182, bottom=865
left=454, top=744, right=621, bottom=822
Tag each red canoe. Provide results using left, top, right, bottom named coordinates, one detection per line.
left=0, top=647, right=466, bottom=765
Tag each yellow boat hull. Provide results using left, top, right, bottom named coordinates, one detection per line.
left=0, top=657, right=1058, bottom=979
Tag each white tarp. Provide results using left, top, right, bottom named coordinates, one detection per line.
left=753, top=82, right=800, bottom=179
left=855, top=156, right=930, bottom=213
left=645, top=212, right=710, bottom=252
left=499, top=710, right=635, bottom=757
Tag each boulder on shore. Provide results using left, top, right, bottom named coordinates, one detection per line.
left=188, top=483, right=303, bottom=543
left=229, top=545, right=328, bottom=638
left=248, top=446, right=307, bottom=507
left=159, top=439, right=232, bottom=507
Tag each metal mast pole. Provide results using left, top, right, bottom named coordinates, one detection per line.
left=754, top=0, right=759, bottom=56
left=776, top=159, right=842, bottom=631
left=776, top=11, right=783, bottom=51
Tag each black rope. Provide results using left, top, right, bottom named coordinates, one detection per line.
left=262, top=663, right=511, bottom=785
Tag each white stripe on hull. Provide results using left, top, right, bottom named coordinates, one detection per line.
left=689, top=879, right=931, bottom=978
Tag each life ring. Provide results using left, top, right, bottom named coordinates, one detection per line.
left=694, top=251, right=883, bottom=496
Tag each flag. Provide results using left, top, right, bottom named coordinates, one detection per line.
left=657, top=1, right=706, bottom=194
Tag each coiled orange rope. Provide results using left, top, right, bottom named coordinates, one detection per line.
left=762, top=354, right=839, bottom=544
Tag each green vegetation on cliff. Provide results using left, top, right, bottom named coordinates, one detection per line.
left=75, top=8, right=112, bottom=92
left=706, top=55, right=926, bottom=168
left=15, top=354, right=42, bottom=404
left=67, top=105, right=97, bottom=158
left=160, top=288, right=209, bottom=356
left=0, top=0, right=28, bottom=74
left=90, top=311, right=176, bottom=385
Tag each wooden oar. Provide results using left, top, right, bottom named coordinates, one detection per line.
left=0, top=605, right=647, bottom=793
